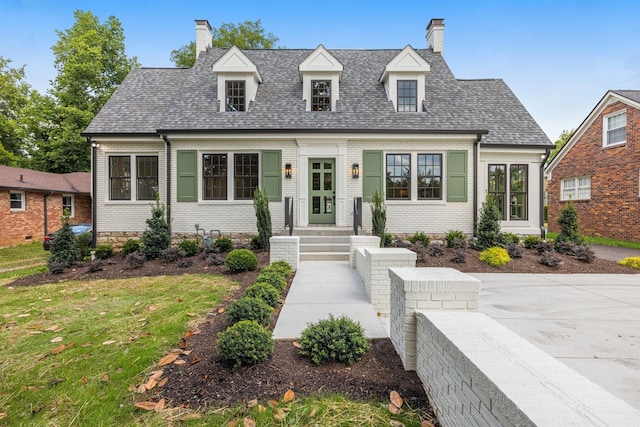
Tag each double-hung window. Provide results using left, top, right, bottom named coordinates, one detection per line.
left=509, top=165, right=527, bottom=220
left=203, top=154, right=228, bottom=200
left=62, top=195, right=73, bottom=217
left=561, top=176, right=590, bottom=201
left=386, top=154, right=411, bottom=200
left=397, top=80, right=417, bottom=112
left=234, top=153, right=259, bottom=200
left=225, top=80, right=246, bottom=112
left=311, top=80, right=331, bottom=111
left=137, top=156, right=158, bottom=200
left=10, top=191, right=24, bottom=211
left=109, top=156, right=131, bottom=200
left=603, top=111, right=626, bottom=146
left=488, top=164, right=506, bottom=220
left=417, top=154, right=442, bottom=199
left=109, top=155, right=158, bottom=201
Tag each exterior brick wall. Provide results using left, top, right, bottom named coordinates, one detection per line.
left=548, top=100, right=640, bottom=241
left=0, top=191, right=91, bottom=247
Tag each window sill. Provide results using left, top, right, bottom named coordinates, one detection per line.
left=602, top=142, right=626, bottom=149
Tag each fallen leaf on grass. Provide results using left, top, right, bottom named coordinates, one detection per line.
left=49, top=378, right=65, bottom=385
left=258, top=404, right=266, bottom=412
left=50, top=337, right=63, bottom=343
left=51, top=344, right=66, bottom=355
left=149, top=370, right=164, bottom=381
left=134, top=301, right=141, bottom=306
left=421, top=422, right=435, bottom=427
left=136, top=384, right=147, bottom=394
left=53, top=327, right=64, bottom=333
left=179, top=338, right=187, bottom=349
left=247, top=399, right=258, bottom=408
left=50, top=400, right=57, bottom=410
left=390, top=420, right=405, bottom=427
left=180, top=413, right=201, bottom=420
left=183, top=330, right=193, bottom=339
left=390, top=390, right=403, bottom=409
left=243, top=417, right=256, bottom=427
left=267, top=399, right=279, bottom=409
left=102, top=374, right=110, bottom=382
left=186, top=313, right=196, bottom=317
left=228, top=420, right=238, bottom=427
left=388, top=402, right=402, bottom=415
left=218, top=308, right=225, bottom=313
left=0, top=413, right=6, bottom=419
left=29, top=331, right=43, bottom=335
left=283, top=389, right=295, bottom=403
left=158, top=353, right=179, bottom=367
left=148, top=306, right=157, bottom=312
left=309, top=407, right=318, bottom=417
left=43, top=298, right=52, bottom=302
left=81, top=342, right=92, bottom=347
left=154, top=398, right=165, bottom=412
left=17, top=313, right=30, bottom=318
left=134, top=401, right=158, bottom=411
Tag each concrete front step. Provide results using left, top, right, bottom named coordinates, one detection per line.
left=300, top=252, right=350, bottom=261
left=292, top=227, right=354, bottom=237
left=300, top=243, right=350, bottom=253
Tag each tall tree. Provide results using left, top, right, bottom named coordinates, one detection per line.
left=170, top=20, right=279, bottom=68
left=0, top=57, right=32, bottom=165
left=39, top=10, right=139, bottom=172
left=546, top=129, right=575, bottom=165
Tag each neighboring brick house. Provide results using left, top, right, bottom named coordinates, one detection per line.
left=0, top=165, right=91, bottom=247
left=83, top=19, right=552, bottom=245
left=545, top=90, right=640, bottom=241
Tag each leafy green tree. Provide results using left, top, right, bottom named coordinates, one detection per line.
left=475, top=194, right=504, bottom=251
left=0, top=57, right=33, bottom=165
left=140, top=194, right=171, bottom=260
left=546, top=129, right=575, bottom=165
left=170, top=20, right=279, bottom=68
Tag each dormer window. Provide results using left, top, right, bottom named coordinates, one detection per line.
left=226, top=80, right=246, bottom=112
left=312, top=80, right=332, bottom=111
left=397, top=80, right=417, bottom=112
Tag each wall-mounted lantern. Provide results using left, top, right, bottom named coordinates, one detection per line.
left=352, top=163, right=359, bottom=179
left=285, top=163, right=292, bottom=179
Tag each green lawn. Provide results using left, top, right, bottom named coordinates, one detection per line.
left=0, top=243, right=48, bottom=284
left=546, top=232, right=640, bottom=250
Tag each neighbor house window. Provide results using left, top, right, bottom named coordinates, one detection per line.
left=225, top=80, right=246, bottom=112
left=561, top=176, right=591, bottom=201
left=509, top=164, right=527, bottom=220
left=311, top=80, right=331, bottom=111
left=386, top=154, right=411, bottom=199
left=10, top=191, right=24, bottom=211
left=62, top=195, right=73, bottom=217
left=397, top=80, right=417, bottom=112
left=203, top=154, right=228, bottom=200
left=603, top=110, right=626, bottom=146
left=488, top=164, right=506, bottom=219
left=234, top=153, right=258, bottom=200
left=137, top=156, right=158, bottom=200
left=109, top=156, right=131, bottom=200
left=417, top=153, right=442, bottom=199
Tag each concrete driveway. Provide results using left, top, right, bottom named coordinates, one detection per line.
left=475, top=273, right=640, bottom=410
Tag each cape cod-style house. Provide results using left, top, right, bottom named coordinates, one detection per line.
left=83, top=19, right=553, bottom=246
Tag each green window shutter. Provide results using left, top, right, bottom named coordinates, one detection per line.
left=177, top=150, right=197, bottom=202
left=447, top=150, right=468, bottom=202
left=261, top=150, right=282, bottom=202
left=363, top=150, right=383, bottom=202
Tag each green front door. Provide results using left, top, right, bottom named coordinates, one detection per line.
left=308, top=158, right=336, bottom=224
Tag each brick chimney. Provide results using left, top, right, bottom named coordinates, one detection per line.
left=195, top=19, right=212, bottom=58
left=426, top=18, right=444, bottom=54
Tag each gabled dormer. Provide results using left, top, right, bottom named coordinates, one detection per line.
left=379, top=45, right=430, bottom=112
left=299, top=45, right=343, bottom=112
left=212, top=46, right=262, bottom=112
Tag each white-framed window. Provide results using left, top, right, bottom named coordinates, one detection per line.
left=561, top=176, right=591, bottom=201
left=202, top=152, right=259, bottom=201
left=603, top=110, right=626, bottom=147
left=10, top=191, right=25, bottom=211
left=62, top=195, right=74, bottom=217
left=108, top=154, right=159, bottom=201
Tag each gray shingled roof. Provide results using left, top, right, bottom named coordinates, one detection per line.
left=612, top=90, right=640, bottom=104
left=85, top=47, right=552, bottom=147
left=0, top=165, right=90, bottom=194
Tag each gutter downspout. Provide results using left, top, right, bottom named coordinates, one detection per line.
left=88, top=136, right=97, bottom=248
left=473, top=133, right=483, bottom=235
left=44, top=194, right=49, bottom=236
left=540, top=148, right=552, bottom=239
left=161, top=133, right=172, bottom=235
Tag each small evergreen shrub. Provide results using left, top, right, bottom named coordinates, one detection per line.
left=383, top=233, right=393, bottom=248
left=445, top=230, right=466, bottom=248
left=408, top=231, right=430, bottom=247
left=268, top=260, right=293, bottom=278
left=48, top=214, right=81, bottom=268
left=87, top=260, right=104, bottom=273
left=250, top=235, right=262, bottom=250
left=178, top=239, right=199, bottom=257
left=253, top=188, right=272, bottom=251
left=217, top=320, right=274, bottom=368
left=479, top=247, right=511, bottom=267
left=226, top=297, right=274, bottom=327
left=47, top=261, right=66, bottom=275
left=450, top=237, right=468, bottom=250
left=94, top=244, right=114, bottom=260
left=215, top=236, right=234, bottom=253
left=140, top=196, right=171, bottom=260
left=245, top=282, right=280, bottom=308
left=536, top=241, right=554, bottom=254
left=475, top=194, right=503, bottom=251
left=298, top=315, right=370, bottom=365
left=426, top=242, right=445, bottom=257
left=523, top=235, right=541, bottom=250
left=125, top=251, right=145, bottom=269
left=575, top=245, right=595, bottom=263
left=507, top=242, right=524, bottom=259
left=555, top=200, right=585, bottom=249
left=370, top=190, right=387, bottom=247
left=618, top=257, right=640, bottom=270
left=160, top=247, right=185, bottom=263
left=255, top=270, right=287, bottom=293
left=450, top=249, right=467, bottom=263
left=76, top=233, right=92, bottom=259
left=539, top=251, right=562, bottom=266
left=122, top=239, right=141, bottom=256
left=225, top=249, right=258, bottom=273
left=502, top=233, right=520, bottom=244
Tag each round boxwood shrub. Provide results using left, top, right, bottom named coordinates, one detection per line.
left=217, top=320, right=274, bottom=368
left=226, top=296, right=273, bottom=326
left=479, top=247, right=511, bottom=267
left=215, top=236, right=233, bottom=253
left=122, top=239, right=141, bottom=256
left=255, top=270, right=287, bottom=293
left=268, top=260, right=293, bottom=278
left=178, top=239, right=199, bottom=257
left=94, top=244, right=114, bottom=260
left=245, top=282, right=280, bottom=308
left=298, top=314, right=370, bottom=365
left=225, top=249, right=258, bottom=273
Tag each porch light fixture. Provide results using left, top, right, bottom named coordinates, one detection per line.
left=352, top=163, right=359, bottom=179
left=285, top=163, right=292, bottom=179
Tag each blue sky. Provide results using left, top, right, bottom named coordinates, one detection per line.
left=2, top=0, right=639, bottom=141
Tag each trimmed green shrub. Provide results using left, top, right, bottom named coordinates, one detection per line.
left=619, top=257, right=640, bottom=270
left=408, top=231, right=430, bottom=246
left=445, top=230, right=466, bottom=248
left=245, top=282, right=280, bottom=308
left=255, top=270, right=287, bottom=293
left=48, top=214, right=81, bottom=268
left=475, top=194, right=503, bottom=251
left=298, top=315, right=370, bottom=365
left=217, top=320, right=274, bottom=368
left=140, top=196, right=171, bottom=260
left=555, top=200, right=584, bottom=250
left=121, top=239, right=141, bottom=256
left=502, top=233, right=520, bottom=244
left=523, top=235, right=540, bottom=249
left=226, top=297, right=273, bottom=326
left=479, top=247, right=511, bottom=267
left=94, top=244, right=114, bottom=260
left=215, top=236, right=233, bottom=253
left=178, top=239, right=199, bottom=256
left=76, top=233, right=92, bottom=259
left=370, top=190, right=386, bottom=247
left=268, top=260, right=293, bottom=278
left=383, top=233, right=393, bottom=248
left=225, top=249, right=258, bottom=273
left=253, top=188, right=272, bottom=251
left=250, top=235, right=262, bottom=250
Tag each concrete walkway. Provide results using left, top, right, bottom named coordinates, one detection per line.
left=274, top=261, right=640, bottom=410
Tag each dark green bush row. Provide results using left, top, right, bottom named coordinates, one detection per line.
left=298, top=314, right=370, bottom=365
